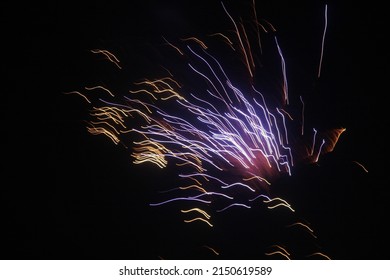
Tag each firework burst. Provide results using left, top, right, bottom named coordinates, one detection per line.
left=65, top=1, right=351, bottom=259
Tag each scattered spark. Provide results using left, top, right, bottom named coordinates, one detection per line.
left=90, top=48, right=122, bottom=69
left=184, top=217, right=213, bottom=227
left=265, top=201, right=295, bottom=212
left=269, top=244, right=291, bottom=256
left=324, top=128, right=346, bottom=153
left=208, top=33, right=235, bottom=50
left=84, top=85, right=115, bottom=97
left=352, top=161, right=368, bottom=173
left=265, top=250, right=291, bottom=260
left=287, top=222, right=314, bottom=232
left=318, top=4, right=328, bottom=78
left=314, top=139, right=326, bottom=163
left=221, top=1, right=253, bottom=78
left=181, top=208, right=211, bottom=219
left=307, top=252, right=331, bottom=260
left=181, top=37, right=208, bottom=50
left=203, top=245, right=220, bottom=256
left=300, top=96, right=305, bottom=135
left=287, top=222, right=317, bottom=239
left=64, top=90, right=91, bottom=103
left=163, top=36, right=184, bottom=55
left=216, top=203, right=251, bottom=212
left=274, top=37, right=289, bottom=104
left=310, top=128, right=318, bottom=156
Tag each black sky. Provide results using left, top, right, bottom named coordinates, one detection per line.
left=2, top=0, right=379, bottom=260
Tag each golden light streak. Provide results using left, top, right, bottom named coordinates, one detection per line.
left=256, top=21, right=269, bottom=33
left=184, top=217, right=213, bottom=227
left=265, top=250, right=290, bottom=260
left=187, top=177, right=202, bottom=186
left=239, top=21, right=256, bottom=70
left=243, top=175, right=271, bottom=185
left=158, top=77, right=182, bottom=88
left=202, top=245, right=220, bottom=256
left=181, top=208, right=211, bottom=219
left=90, top=107, right=128, bottom=128
left=208, top=32, right=235, bottom=50
left=182, top=154, right=202, bottom=167
left=269, top=244, right=290, bottom=256
left=176, top=161, right=205, bottom=173
left=179, top=185, right=207, bottom=193
left=116, top=108, right=152, bottom=124
left=132, top=79, right=184, bottom=100
left=307, top=252, right=331, bottom=260
left=64, top=90, right=91, bottom=104
left=266, top=202, right=295, bottom=212
left=286, top=222, right=314, bottom=232
left=263, top=197, right=295, bottom=212
left=128, top=89, right=158, bottom=100
left=264, top=197, right=291, bottom=206
left=90, top=49, right=121, bottom=69
left=129, top=100, right=153, bottom=115
left=286, top=222, right=317, bottom=238
left=188, top=173, right=210, bottom=183
left=261, top=19, right=276, bottom=32
left=84, top=85, right=115, bottom=97
left=89, top=121, right=121, bottom=135
left=181, top=37, right=208, bottom=50
left=279, top=108, right=294, bottom=120
left=87, top=125, right=120, bottom=145
left=132, top=155, right=167, bottom=168
left=162, top=36, right=184, bottom=55
left=352, top=161, right=368, bottom=173
left=134, top=140, right=170, bottom=152
left=221, top=2, right=253, bottom=78
left=251, top=0, right=262, bottom=54
left=132, top=143, right=170, bottom=168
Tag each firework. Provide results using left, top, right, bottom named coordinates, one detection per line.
left=66, top=1, right=348, bottom=259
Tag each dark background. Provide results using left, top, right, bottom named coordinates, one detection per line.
left=2, top=0, right=379, bottom=260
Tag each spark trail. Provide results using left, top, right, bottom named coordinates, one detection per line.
left=67, top=1, right=346, bottom=259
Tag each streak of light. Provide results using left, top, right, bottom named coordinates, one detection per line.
left=203, top=245, right=220, bottom=256
left=300, top=96, right=304, bottom=135
left=90, top=49, right=122, bottom=69
left=314, top=139, right=325, bottom=163
left=221, top=1, right=253, bottom=78
left=63, top=90, right=91, bottom=103
left=208, top=33, right=235, bottom=50
left=181, top=208, right=211, bottom=219
left=269, top=244, right=290, bottom=256
left=179, top=185, right=207, bottom=193
left=352, top=161, right=368, bottom=173
left=216, top=203, right=251, bottom=212
left=162, top=36, right=184, bottom=55
left=243, top=175, right=271, bottom=185
left=286, top=222, right=317, bottom=238
left=265, top=250, right=290, bottom=260
left=307, top=252, right=331, bottom=260
left=286, top=222, right=314, bottom=232
left=184, top=217, right=213, bottom=227
left=84, top=85, right=115, bottom=97
left=181, top=37, right=208, bottom=49
left=318, top=4, right=328, bottom=78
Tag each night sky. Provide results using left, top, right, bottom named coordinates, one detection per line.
left=3, top=0, right=379, bottom=260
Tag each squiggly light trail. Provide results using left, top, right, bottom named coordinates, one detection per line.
left=67, top=1, right=344, bottom=259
